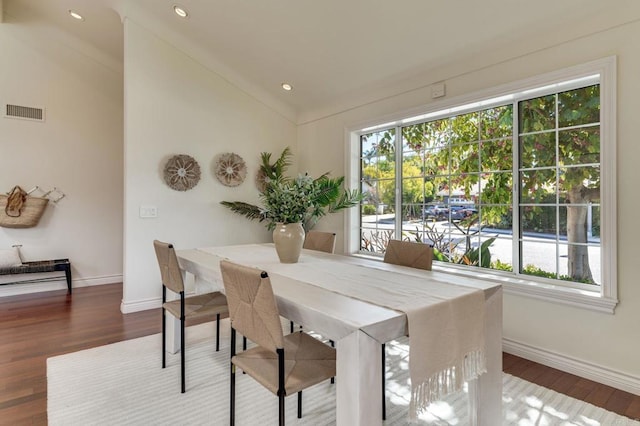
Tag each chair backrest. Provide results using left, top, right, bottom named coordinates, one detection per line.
left=303, top=231, right=336, bottom=254
left=153, top=240, right=185, bottom=293
left=220, top=259, right=285, bottom=352
left=383, top=239, right=433, bottom=270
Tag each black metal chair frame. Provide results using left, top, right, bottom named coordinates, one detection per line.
left=161, top=284, right=223, bottom=393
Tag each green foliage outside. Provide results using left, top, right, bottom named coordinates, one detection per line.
left=362, top=204, right=376, bottom=215
left=361, top=84, right=601, bottom=284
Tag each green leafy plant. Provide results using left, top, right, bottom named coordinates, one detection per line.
left=221, top=147, right=363, bottom=230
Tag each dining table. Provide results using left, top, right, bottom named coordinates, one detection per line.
left=169, top=243, right=502, bottom=426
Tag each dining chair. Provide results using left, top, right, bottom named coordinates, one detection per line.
left=220, top=259, right=336, bottom=426
left=381, top=239, right=433, bottom=419
left=153, top=240, right=229, bottom=393
left=302, top=230, right=336, bottom=253
left=383, top=238, right=433, bottom=270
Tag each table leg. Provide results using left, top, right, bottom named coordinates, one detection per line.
left=165, top=316, right=180, bottom=354
left=336, top=330, right=382, bottom=426
left=468, top=287, right=503, bottom=426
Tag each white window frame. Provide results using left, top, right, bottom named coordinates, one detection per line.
left=346, top=57, right=617, bottom=313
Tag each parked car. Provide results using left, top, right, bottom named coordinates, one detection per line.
left=424, top=204, right=449, bottom=220
left=450, top=207, right=478, bottom=221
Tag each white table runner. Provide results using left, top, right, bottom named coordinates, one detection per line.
left=198, top=244, right=486, bottom=419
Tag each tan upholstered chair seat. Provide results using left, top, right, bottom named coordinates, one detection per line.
left=233, top=331, right=336, bottom=396
left=162, top=292, right=228, bottom=320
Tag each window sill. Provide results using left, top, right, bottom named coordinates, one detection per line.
left=352, top=253, right=618, bottom=314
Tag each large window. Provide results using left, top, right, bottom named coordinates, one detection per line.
left=354, top=58, right=616, bottom=311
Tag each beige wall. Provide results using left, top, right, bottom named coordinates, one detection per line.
left=121, top=19, right=296, bottom=311
left=297, top=20, right=640, bottom=383
left=0, top=18, right=124, bottom=294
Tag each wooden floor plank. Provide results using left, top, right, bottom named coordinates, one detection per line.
left=1, top=283, right=639, bottom=423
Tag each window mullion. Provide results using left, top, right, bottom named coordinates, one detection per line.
left=512, top=101, right=521, bottom=275
left=395, top=125, right=402, bottom=239
left=555, top=94, right=561, bottom=279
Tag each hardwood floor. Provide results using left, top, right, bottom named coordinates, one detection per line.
left=1, top=283, right=639, bottom=425
left=0, top=284, right=159, bottom=425
left=503, top=352, right=640, bottom=421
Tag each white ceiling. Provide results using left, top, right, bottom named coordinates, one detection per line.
left=3, top=0, right=640, bottom=123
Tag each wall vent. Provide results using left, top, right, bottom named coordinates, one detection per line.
left=4, top=104, right=45, bottom=122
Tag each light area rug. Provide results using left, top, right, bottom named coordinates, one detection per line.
left=48, top=320, right=639, bottom=426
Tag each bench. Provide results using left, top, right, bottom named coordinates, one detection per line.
left=0, top=258, right=72, bottom=293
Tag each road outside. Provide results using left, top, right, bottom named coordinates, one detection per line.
left=361, top=214, right=601, bottom=284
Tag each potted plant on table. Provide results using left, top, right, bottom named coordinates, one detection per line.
left=221, top=147, right=362, bottom=263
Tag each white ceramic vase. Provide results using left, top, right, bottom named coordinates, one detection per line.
left=273, top=222, right=305, bottom=263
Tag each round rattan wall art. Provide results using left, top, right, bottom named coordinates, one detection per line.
left=163, top=154, right=201, bottom=191
left=215, top=153, right=247, bottom=187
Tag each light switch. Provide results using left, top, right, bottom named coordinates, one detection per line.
left=139, top=206, right=158, bottom=218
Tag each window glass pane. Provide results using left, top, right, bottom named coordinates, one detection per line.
left=362, top=136, right=376, bottom=157
left=558, top=166, right=600, bottom=203
left=432, top=175, right=451, bottom=202
left=360, top=125, right=397, bottom=257
left=519, top=94, right=556, bottom=133
left=520, top=132, right=556, bottom=168
left=519, top=169, right=556, bottom=204
left=481, top=139, right=512, bottom=172
left=361, top=228, right=396, bottom=253
left=423, top=148, right=445, bottom=176
left=558, top=204, right=600, bottom=239
left=590, top=204, right=601, bottom=238
left=560, top=243, right=601, bottom=285
left=521, top=240, right=558, bottom=278
left=480, top=205, right=512, bottom=229
left=479, top=172, right=512, bottom=205
left=451, top=143, right=480, bottom=174
left=480, top=105, right=513, bottom=139
left=449, top=112, right=479, bottom=144
left=558, top=127, right=600, bottom=166
left=403, top=120, right=451, bottom=150
left=401, top=176, right=425, bottom=221
left=485, top=234, right=513, bottom=272
left=558, top=85, right=600, bottom=127
left=521, top=205, right=557, bottom=238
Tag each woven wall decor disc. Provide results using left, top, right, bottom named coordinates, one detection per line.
left=163, top=154, right=201, bottom=191
left=215, top=153, right=247, bottom=187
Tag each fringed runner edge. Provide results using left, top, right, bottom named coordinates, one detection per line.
left=409, top=349, right=487, bottom=421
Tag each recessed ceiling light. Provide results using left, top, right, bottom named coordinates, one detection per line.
left=173, top=5, right=189, bottom=18
left=69, top=10, right=84, bottom=21
left=281, top=83, right=293, bottom=91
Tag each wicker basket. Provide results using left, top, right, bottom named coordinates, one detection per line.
left=0, top=188, right=49, bottom=228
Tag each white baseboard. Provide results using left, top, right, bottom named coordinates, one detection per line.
left=0, top=274, right=122, bottom=297
left=503, top=337, right=640, bottom=396
left=120, top=297, right=161, bottom=314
